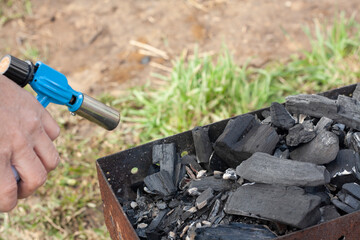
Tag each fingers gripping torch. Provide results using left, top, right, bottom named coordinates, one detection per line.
left=0, top=55, right=120, bottom=181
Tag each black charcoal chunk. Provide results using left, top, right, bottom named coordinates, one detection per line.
left=286, top=94, right=360, bottom=130
left=261, top=116, right=272, bottom=125
left=286, top=123, right=316, bottom=147
left=304, top=187, right=331, bottom=206
left=273, top=148, right=289, bottom=159
left=196, top=187, right=214, bottom=209
left=315, top=117, right=333, bottom=133
left=236, top=152, right=330, bottom=187
left=189, top=176, right=234, bottom=192
left=174, top=155, right=186, bottom=188
left=152, top=143, right=176, bottom=179
left=231, top=124, right=279, bottom=162
left=325, top=149, right=360, bottom=180
left=144, top=170, right=176, bottom=196
left=158, top=206, right=183, bottom=232
left=336, top=95, right=360, bottom=130
left=208, top=199, right=221, bottom=222
left=320, top=205, right=341, bottom=223
left=331, top=198, right=357, bottom=214
left=215, top=114, right=257, bottom=150
left=209, top=152, right=229, bottom=171
left=261, top=110, right=271, bottom=119
left=338, top=192, right=360, bottom=210
left=181, top=154, right=203, bottom=172
left=214, top=115, right=279, bottom=168
left=342, top=182, right=360, bottom=200
left=285, top=94, right=338, bottom=121
left=194, top=222, right=276, bottom=240
left=270, top=102, right=295, bottom=130
left=353, top=83, right=360, bottom=101
left=146, top=209, right=168, bottom=233
left=347, top=132, right=360, bottom=153
left=224, top=184, right=322, bottom=229
left=214, top=114, right=258, bottom=167
left=192, top=126, right=213, bottom=163
left=290, top=131, right=339, bottom=164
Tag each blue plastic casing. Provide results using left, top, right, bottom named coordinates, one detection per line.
left=30, top=62, right=83, bottom=111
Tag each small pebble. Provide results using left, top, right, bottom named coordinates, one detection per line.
left=169, top=231, right=176, bottom=239
left=197, top=170, right=207, bottom=179
left=188, top=187, right=201, bottom=196
left=223, top=168, right=237, bottom=180
left=137, top=223, right=148, bottom=229
left=130, top=201, right=138, bottom=209
left=156, top=202, right=167, bottom=210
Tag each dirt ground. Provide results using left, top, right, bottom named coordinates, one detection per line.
left=0, top=0, right=358, bottom=97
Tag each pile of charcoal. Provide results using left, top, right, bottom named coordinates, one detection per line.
left=122, top=84, right=360, bottom=240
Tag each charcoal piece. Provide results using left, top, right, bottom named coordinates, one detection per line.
left=209, top=152, right=229, bottom=172
left=304, top=186, right=330, bottom=206
left=158, top=206, right=183, bottom=232
left=196, top=188, right=214, bottom=209
left=147, top=164, right=161, bottom=176
left=338, top=192, right=360, bottom=210
left=336, top=95, right=360, bottom=130
left=286, top=94, right=360, bottom=130
left=236, top=152, right=330, bottom=187
left=273, top=148, right=289, bottom=159
left=174, top=155, right=186, bottom=188
left=181, top=206, right=197, bottom=221
left=315, top=117, right=333, bottom=133
left=231, top=124, right=279, bottom=163
left=261, top=116, right=272, bottom=125
left=286, top=123, right=316, bottom=147
left=353, top=83, right=360, bottom=101
left=261, top=110, right=271, bottom=119
left=320, top=205, right=341, bottom=223
left=214, top=114, right=258, bottom=167
left=348, top=132, right=360, bottom=153
left=189, top=176, right=234, bottom=192
left=181, top=155, right=203, bottom=172
left=192, top=126, right=213, bottom=163
left=146, top=209, right=168, bottom=233
left=331, top=199, right=357, bottom=214
left=208, top=199, right=221, bottom=222
left=136, top=228, right=147, bottom=238
left=285, top=94, right=338, bottom=120
left=168, top=199, right=181, bottom=209
left=152, top=143, right=176, bottom=179
left=144, top=170, right=176, bottom=196
left=270, top=102, right=295, bottom=130
left=194, top=222, right=276, bottom=240
left=224, top=184, right=322, bottom=229
left=213, top=210, right=226, bottom=225
left=342, top=182, right=360, bottom=200
left=289, top=130, right=339, bottom=164
left=325, top=149, right=360, bottom=180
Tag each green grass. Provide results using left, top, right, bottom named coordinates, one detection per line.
left=119, top=13, right=360, bottom=143
left=1, top=12, right=360, bottom=240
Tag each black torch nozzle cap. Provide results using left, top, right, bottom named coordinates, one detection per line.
left=0, top=55, right=34, bottom=87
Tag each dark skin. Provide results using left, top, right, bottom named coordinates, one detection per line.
left=0, top=75, right=60, bottom=212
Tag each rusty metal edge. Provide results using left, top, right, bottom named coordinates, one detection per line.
left=275, top=210, right=360, bottom=240
left=96, top=162, right=139, bottom=240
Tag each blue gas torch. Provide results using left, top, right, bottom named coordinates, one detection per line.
left=0, top=55, right=120, bottom=181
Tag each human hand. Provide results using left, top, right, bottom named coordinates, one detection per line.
left=0, top=75, right=60, bottom=212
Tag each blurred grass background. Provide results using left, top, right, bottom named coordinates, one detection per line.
left=0, top=1, right=359, bottom=239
